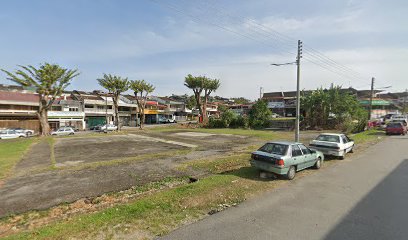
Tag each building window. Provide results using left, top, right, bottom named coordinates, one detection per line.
left=85, top=104, right=93, bottom=109
left=69, top=107, right=78, bottom=112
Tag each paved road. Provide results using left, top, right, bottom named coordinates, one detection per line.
left=163, top=136, right=408, bottom=240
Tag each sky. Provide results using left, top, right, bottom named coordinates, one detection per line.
left=0, top=0, right=407, bottom=100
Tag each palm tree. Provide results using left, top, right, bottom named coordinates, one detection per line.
left=1, top=63, right=79, bottom=135
left=129, top=80, right=155, bottom=129
left=97, top=74, right=129, bottom=130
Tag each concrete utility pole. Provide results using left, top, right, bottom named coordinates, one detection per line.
left=270, top=40, right=302, bottom=142
left=368, top=77, right=375, bottom=120
left=404, top=89, right=408, bottom=115
left=295, top=40, right=302, bottom=142
left=259, top=87, right=263, bottom=100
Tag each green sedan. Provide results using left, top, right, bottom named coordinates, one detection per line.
left=250, top=141, right=325, bottom=180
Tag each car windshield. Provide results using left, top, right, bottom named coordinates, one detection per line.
left=258, top=143, right=288, bottom=155
left=388, top=123, right=402, bottom=128
left=315, top=135, right=340, bottom=143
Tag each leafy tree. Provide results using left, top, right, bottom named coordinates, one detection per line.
left=185, top=95, right=197, bottom=110
left=129, top=80, right=155, bottom=129
left=231, top=97, right=251, bottom=105
left=301, top=85, right=367, bottom=133
left=248, top=100, right=272, bottom=129
left=184, top=74, right=220, bottom=124
left=97, top=74, right=129, bottom=130
left=1, top=63, right=79, bottom=135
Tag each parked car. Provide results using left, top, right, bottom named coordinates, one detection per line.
left=51, top=127, right=75, bottom=136
left=390, top=115, right=407, bottom=122
left=0, top=129, right=27, bottom=139
left=90, top=124, right=102, bottom=131
left=250, top=141, right=324, bottom=180
left=386, top=122, right=407, bottom=135
left=271, top=113, right=281, bottom=118
left=9, top=128, right=35, bottom=136
left=309, top=133, right=354, bottom=160
left=99, top=124, right=117, bottom=131
left=67, top=126, right=80, bottom=132
left=166, top=118, right=177, bottom=123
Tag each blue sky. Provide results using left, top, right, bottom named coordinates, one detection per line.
left=0, top=0, right=407, bottom=99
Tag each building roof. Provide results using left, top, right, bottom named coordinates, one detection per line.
left=0, top=91, right=39, bottom=103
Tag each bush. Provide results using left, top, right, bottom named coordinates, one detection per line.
left=248, top=100, right=272, bottom=129
left=230, top=115, right=249, bottom=128
left=208, top=117, right=227, bottom=128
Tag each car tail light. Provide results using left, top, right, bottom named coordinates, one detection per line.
left=276, top=159, right=284, bottom=166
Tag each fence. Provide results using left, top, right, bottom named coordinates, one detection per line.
left=0, top=120, right=40, bottom=132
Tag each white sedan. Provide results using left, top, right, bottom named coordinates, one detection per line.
left=100, top=124, right=118, bottom=131
left=309, top=133, right=354, bottom=160
left=0, top=129, right=27, bottom=139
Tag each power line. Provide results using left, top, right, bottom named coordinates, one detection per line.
left=149, top=0, right=372, bottom=85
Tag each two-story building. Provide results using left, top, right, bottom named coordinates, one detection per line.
left=0, top=87, right=85, bottom=131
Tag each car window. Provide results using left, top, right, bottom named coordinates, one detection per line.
left=258, top=143, right=288, bottom=155
left=291, top=145, right=303, bottom=157
left=298, top=144, right=311, bottom=155
left=341, top=135, right=348, bottom=143
left=315, top=134, right=340, bottom=143
left=0, top=130, right=6, bottom=134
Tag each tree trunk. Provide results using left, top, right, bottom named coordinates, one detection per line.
left=202, top=95, right=208, bottom=124
left=38, top=108, right=50, bottom=136
left=114, top=96, right=120, bottom=130
left=140, top=112, right=145, bottom=130
left=194, top=92, right=203, bottom=123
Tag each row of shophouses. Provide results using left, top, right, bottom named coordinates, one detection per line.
left=0, top=84, right=220, bottom=132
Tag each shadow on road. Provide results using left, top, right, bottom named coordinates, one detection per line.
left=324, top=159, right=408, bottom=240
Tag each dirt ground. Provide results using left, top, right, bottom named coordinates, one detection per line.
left=0, top=130, right=262, bottom=217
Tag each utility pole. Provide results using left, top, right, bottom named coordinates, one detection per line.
left=368, top=77, right=375, bottom=120
left=259, top=87, right=263, bottom=100
left=404, top=89, right=408, bottom=115
left=295, top=40, right=302, bottom=142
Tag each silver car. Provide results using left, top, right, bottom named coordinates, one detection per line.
left=0, top=129, right=27, bottom=139
left=51, top=127, right=75, bottom=136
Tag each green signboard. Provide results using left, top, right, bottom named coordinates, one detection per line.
left=359, top=99, right=391, bottom=106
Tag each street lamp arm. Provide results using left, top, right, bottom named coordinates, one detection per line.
left=270, top=62, right=297, bottom=66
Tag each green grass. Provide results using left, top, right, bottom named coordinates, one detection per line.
left=0, top=138, right=35, bottom=181
left=350, top=129, right=385, bottom=144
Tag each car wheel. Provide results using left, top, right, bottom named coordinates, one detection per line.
left=314, top=157, right=322, bottom=169
left=286, top=166, right=296, bottom=180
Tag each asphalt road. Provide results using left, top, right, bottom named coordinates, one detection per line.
left=163, top=135, right=408, bottom=240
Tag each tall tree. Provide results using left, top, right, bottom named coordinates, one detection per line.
left=129, top=80, right=155, bottom=129
left=97, top=74, right=129, bottom=130
left=184, top=74, right=220, bottom=123
left=1, top=63, right=79, bottom=135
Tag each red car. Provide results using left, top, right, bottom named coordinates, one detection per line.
left=386, top=122, right=407, bottom=135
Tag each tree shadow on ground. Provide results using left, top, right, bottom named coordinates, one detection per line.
left=324, top=159, right=408, bottom=240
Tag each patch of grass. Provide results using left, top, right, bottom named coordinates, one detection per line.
left=45, top=137, right=56, bottom=168
left=0, top=138, right=35, bottom=181
left=178, top=145, right=259, bottom=174
left=4, top=165, right=286, bottom=240
left=56, top=149, right=193, bottom=171
left=350, top=129, right=385, bottom=144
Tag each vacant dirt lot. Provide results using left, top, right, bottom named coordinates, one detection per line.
left=0, top=130, right=259, bottom=217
